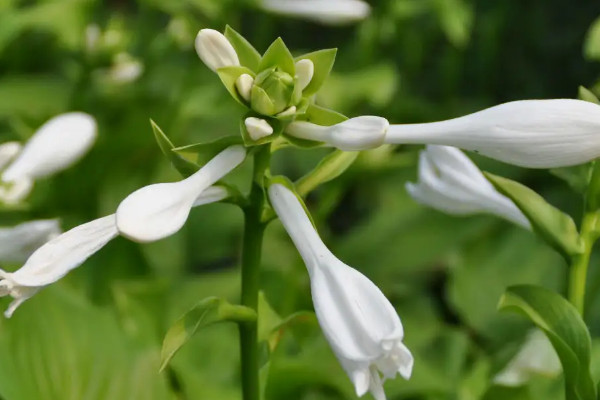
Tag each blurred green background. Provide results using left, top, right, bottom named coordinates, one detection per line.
left=1, top=0, right=600, bottom=399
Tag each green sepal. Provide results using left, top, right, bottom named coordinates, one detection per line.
left=295, top=48, right=337, bottom=96
left=578, top=86, right=600, bottom=105
left=216, top=65, right=255, bottom=107
left=150, top=119, right=199, bottom=177
left=485, top=172, right=584, bottom=261
left=498, top=285, right=596, bottom=400
left=296, top=150, right=358, bottom=197
left=240, top=113, right=283, bottom=147
left=160, top=296, right=256, bottom=372
left=258, top=37, right=295, bottom=76
left=283, top=104, right=347, bottom=148
left=173, top=136, right=244, bottom=166
left=224, top=25, right=261, bottom=72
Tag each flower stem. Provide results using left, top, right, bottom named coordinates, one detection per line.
left=568, top=211, right=599, bottom=315
left=239, top=145, right=270, bottom=400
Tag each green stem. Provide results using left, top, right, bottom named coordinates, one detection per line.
left=239, top=146, right=270, bottom=400
left=568, top=211, right=600, bottom=315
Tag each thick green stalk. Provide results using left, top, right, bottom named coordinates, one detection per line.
left=239, top=146, right=270, bottom=400
left=568, top=211, right=600, bottom=315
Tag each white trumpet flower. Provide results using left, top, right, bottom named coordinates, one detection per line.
left=116, top=146, right=246, bottom=243
left=494, top=329, right=561, bottom=386
left=2, top=113, right=97, bottom=182
left=195, top=29, right=240, bottom=72
left=407, top=146, right=530, bottom=229
left=0, top=219, right=61, bottom=264
left=268, top=183, right=413, bottom=399
left=260, top=0, right=371, bottom=25
left=386, top=99, right=600, bottom=168
left=286, top=116, right=389, bottom=151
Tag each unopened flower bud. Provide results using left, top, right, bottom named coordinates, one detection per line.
left=245, top=117, right=274, bottom=141
left=195, top=29, right=240, bottom=72
left=295, top=59, right=314, bottom=91
left=251, top=68, right=295, bottom=116
left=235, top=73, right=254, bottom=102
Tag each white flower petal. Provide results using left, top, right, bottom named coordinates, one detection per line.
left=0, top=219, right=61, bottom=264
left=260, top=0, right=371, bottom=25
left=295, top=59, right=314, bottom=91
left=386, top=99, right=600, bottom=168
left=2, top=113, right=97, bottom=182
left=235, top=73, right=254, bottom=102
left=245, top=117, right=274, bottom=141
left=116, top=146, right=245, bottom=243
left=0, top=142, right=21, bottom=171
left=195, top=29, right=240, bottom=72
left=192, top=185, right=229, bottom=207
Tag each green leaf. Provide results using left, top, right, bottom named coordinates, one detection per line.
left=550, top=163, right=593, bottom=194
left=295, top=48, right=337, bottom=96
left=150, top=119, right=199, bottom=177
left=498, top=285, right=596, bottom=400
left=296, top=150, right=358, bottom=197
left=584, top=16, right=600, bottom=61
left=578, top=86, right=600, bottom=104
left=173, top=135, right=244, bottom=166
left=224, top=25, right=261, bottom=71
left=216, top=65, right=255, bottom=106
left=302, top=103, right=347, bottom=125
left=485, top=173, right=583, bottom=260
left=258, top=37, right=295, bottom=76
left=160, top=296, right=256, bottom=372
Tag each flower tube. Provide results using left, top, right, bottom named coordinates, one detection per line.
left=268, top=183, right=413, bottom=399
left=406, top=146, right=530, bottom=229
left=386, top=99, right=600, bottom=168
left=0, top=219, right=61, bottom=264
left=259, top=0, right=371, bottom=25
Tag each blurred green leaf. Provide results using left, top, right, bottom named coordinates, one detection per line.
left=584, top=16, right=600, bottom=61
left=295, top=49, right=337, bottom=97
left=498, top=285, right=596, bottom=400
left=579, top=86, right=600, bottom=104
left=551, top=163, right=593, bottom=195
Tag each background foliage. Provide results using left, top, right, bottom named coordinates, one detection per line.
left=1, top=0, right=600, bottom=399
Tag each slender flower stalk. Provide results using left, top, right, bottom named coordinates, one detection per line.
left=259, top=0, right=371, bottom=25
left=386, top=99, right=600, bottom=168
left=268, top=183, right=412, bottom=399
left=407, top=146, right=530, bottom=229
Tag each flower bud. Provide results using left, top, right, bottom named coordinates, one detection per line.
left=235, top=73, right=254, bottom=102
left=245, top=117, right=274, bottom=141
left=295, top=59, right=314, bottom=91
left=195, top=29, right=240, bottom=72
left=251, top=68, right=295, bottom=116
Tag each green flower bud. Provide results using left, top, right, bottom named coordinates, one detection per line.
left=251, top=67, right=295, bottom=116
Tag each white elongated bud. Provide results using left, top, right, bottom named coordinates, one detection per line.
left=268, top=184, right=413, bottom=399
left=245, top=117, right=274, bottom=141
left=0, top=219, right=61, bottom=264
left=277, top=106, right=297, bottom=117
left=295, top=59, right=314, bottom=91
left=116, top=146, right=246, bottom=242
left=386, top=99, right=600, bottom=168
left=235, top=73, right=254, bottom=102
left=195, top=29, right=240, bottom=72
left=406, top=146, right=530, bottom=229
left=286, top=116, right=388, bottom=151
left=260, top=0, right=370, bottom=25
left=2, top=113, right=97, bottom=182
left=0, top=142, right=21, bottom=171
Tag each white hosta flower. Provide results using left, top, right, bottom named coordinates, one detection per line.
left=494, top=329, right=561, bottom=386
left=195, top=29, right=240, bottom=72
left=260, top=0, right=371, bottom=25
left=295, top=59, right=314, bottom=91
left=116, top=146, right=246, bottom=243
left=0, top=219, right=61, bottom=264
left=0, top=142, right=21, bottom=171
left=268, top=184, right=413, bottom=399
left=386, top=99, right=600, bottom=168
left=2, top=113, right=97, bottom=182
left=407, top=146, right=530, bottom=229
left=245, top=117, right=274, bottom=141
left=286, top=116, right=389, bottom=151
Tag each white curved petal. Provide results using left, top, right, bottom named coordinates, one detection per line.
left=116, top=146, right=246, bottom=243
left=260, top=0, right=370, bottom=25
left=235, top=73, right=254, bottom=102
left=387, top=99, right=600, bottom=168
left=2, top=113, right=97, bottom=182
left=0, top=142, right=21, bottom=171
left=195, top=29, right=240, bottom=72
left=295, top=59, right=314, bottom=91
left=192, top=185, right=229, bottom=207
left=0, top=219, right=61, bottom=264
left=245, top=117, right=274, bottom=141
left=0, top=178, right=33, bottom=204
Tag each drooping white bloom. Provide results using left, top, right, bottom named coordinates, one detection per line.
left=0, top=219, right=61, bottom=264
left=260, top=0, right=371, bottom=25
left=494, top=329, right=561, bottom=386
left=2, top=113, right=97, bottom=182
left=386, top=99, right=600, bottom=168
left=116, top=146, right=246, bottom=243
left=295, top=59, right=314, bottom=91
left=0, top=142, right=21, bottom=171
left=245, top=117, right=274, bottom=141
left=407, top=146, right=530, bottom=229
left=195, top=29, right=240, bottom=72
left=286, top=116, right=389, bottom=151
left=268, top=183, right=413, bottom=399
